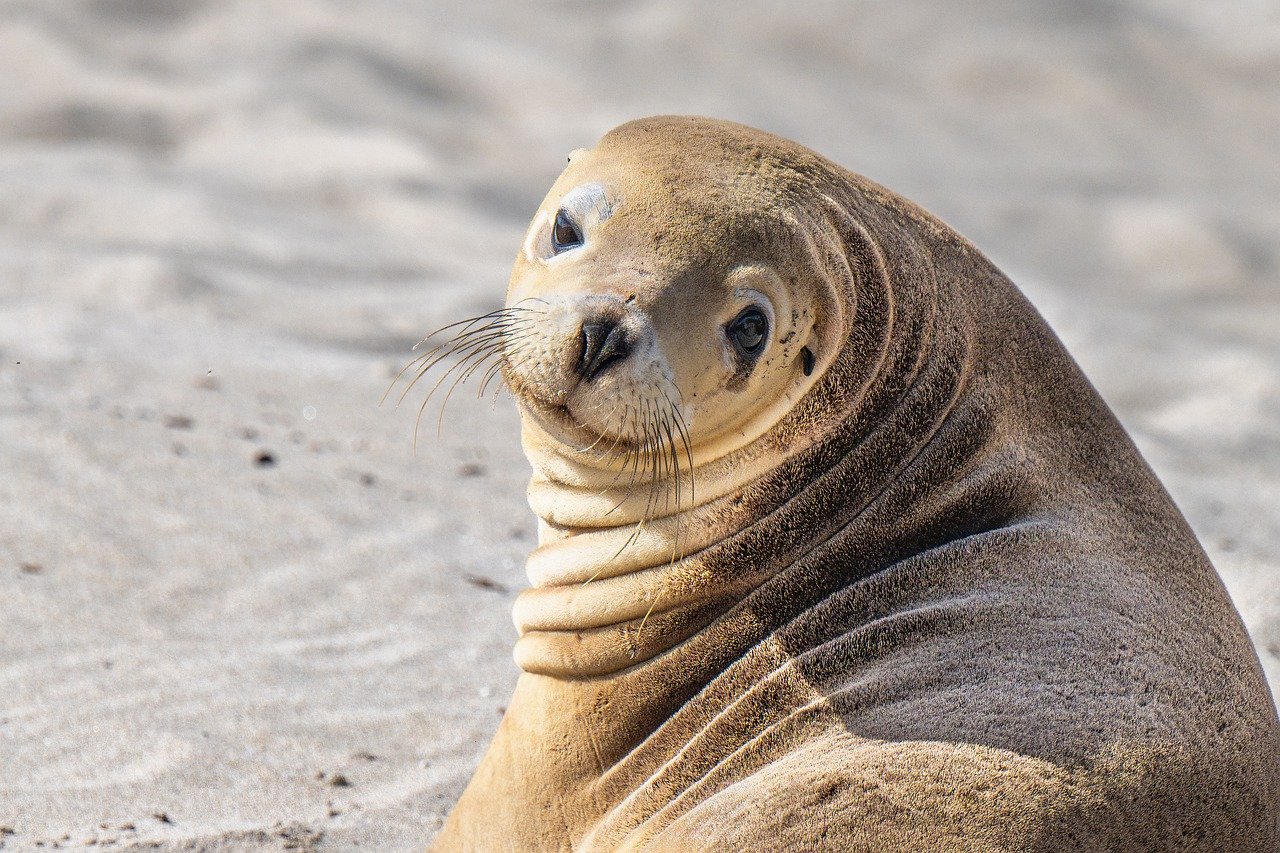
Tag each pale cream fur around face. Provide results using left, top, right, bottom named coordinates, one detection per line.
left=504, top=149, right=829, bottom=484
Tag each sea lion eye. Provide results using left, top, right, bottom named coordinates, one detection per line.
left=727, top=307, right=768, bottom=357
left=551, top=208, right=583, bottom=254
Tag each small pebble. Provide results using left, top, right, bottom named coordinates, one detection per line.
left=464, top=573, right=507, bottom=593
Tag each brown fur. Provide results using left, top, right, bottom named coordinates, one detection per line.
left=433, top=116, right=1279, bottom=851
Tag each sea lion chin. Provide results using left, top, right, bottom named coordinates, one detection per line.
left=432, top=116, right=1280, bottom=852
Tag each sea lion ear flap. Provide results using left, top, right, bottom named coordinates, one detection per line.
left=800, top=346, right=815, bottom=376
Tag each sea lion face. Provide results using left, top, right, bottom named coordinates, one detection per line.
left=504, top=142, right=830, bottom=462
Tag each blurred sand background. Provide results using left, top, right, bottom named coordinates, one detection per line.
left=1, top=0, right=1277, bottom=849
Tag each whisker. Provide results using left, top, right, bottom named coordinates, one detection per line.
left=582, top=516, right=647, bottom=588
left=660, top=410, right=680, bottom=517
left=475, top=325, right=541, bottom=400
left=659, top=383, right=695, bottom=507
left=380, top=347, right=438, bottom=406
left=417, top=299, right=546, bottom=344
left=635, top=588, right=663, bottom=653
left=574, top=403, right=624, bottom=455
left=402, top=333, right=502, bottom=408
left=387, top=304, right=545, bottom=451
left=394, top=316, right=535, bottom=407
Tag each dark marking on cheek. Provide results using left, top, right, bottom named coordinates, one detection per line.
left=727, top=344, right=762, bottom=390
left=801, top=347, right=815, bottom=376
left=725, top=342, right=761, bottom=392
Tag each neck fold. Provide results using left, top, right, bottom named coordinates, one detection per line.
left=512, top=426, right=797, bottom=677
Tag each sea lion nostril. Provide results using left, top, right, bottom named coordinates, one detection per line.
left=577, top=318, right=629, bottom=381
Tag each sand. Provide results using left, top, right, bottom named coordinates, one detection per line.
left=1, top=1, right=1277, bottom=849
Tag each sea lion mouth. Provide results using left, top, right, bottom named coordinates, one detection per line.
left=516, top=393, right=601, bottom=448
left=516, top=381, right=688, bottom=469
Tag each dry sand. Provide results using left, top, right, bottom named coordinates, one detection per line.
left=1, top=1, right=1277, bottom=849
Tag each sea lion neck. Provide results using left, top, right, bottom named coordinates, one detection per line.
left=509, top=415, right=789, bottom=678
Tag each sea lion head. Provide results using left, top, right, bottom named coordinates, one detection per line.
left=502, top=117, right=852, bottom=480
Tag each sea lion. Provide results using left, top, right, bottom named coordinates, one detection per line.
left=431, top=116, right=1279, bottom=851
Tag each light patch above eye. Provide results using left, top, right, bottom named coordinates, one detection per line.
left=558, top=182, right=613, bottom=221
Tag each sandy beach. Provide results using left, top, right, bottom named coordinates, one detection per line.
left=1, top=1, right=1277, bottom=849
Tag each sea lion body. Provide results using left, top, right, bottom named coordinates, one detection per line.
left=434, top=117, right=1279, bottom=851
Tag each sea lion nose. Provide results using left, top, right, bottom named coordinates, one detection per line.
left=577, top=317, right=629, bottom=381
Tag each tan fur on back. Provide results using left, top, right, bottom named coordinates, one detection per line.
left=433, top=116, right=1280, bottom=851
